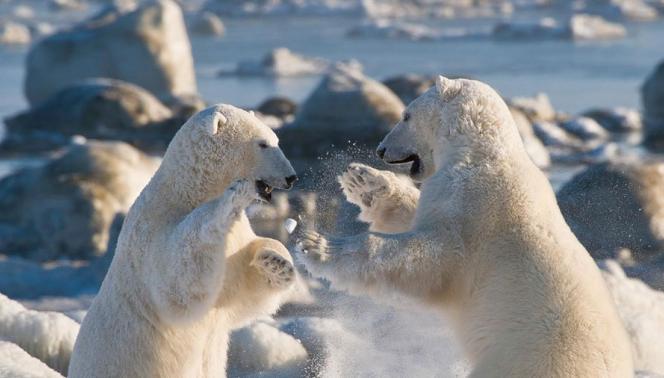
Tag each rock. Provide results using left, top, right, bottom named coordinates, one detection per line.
left=12, top=5, right=35, bottom=20
left=568, top=13, right=627, bottom=40
left=557, top=160, right=664, bottom=258
left=607, top=0, right=659, bottom=21
left=257, top=96, right=297, bottom=119
left=191, top=11, right=225, bottom=36
left=493, top=14, right=626, bottom=41
left=533, top=121, right=584, bottom=148
left=583, top=107, right=642, bottom=132
left=383, top=74, right=436, bottom=105
left=24, top=0, right=197, bottom=106
left=509, top=107, right=551, bottom=168
left=0, top=341, right=64, bottom=378
left=507, top=93, right=556, bottom=122
left=347, top=18, right=487, bottom=41
left=0, top=20, right=31, bottom=45
left=283, top=65, right=404, bottom=159
left=560, top=116, right=610, bottom=141
left=228, top=321, right=308, bottom=376
left=642, top=61, right=664, bottom=146
left=226, top=47, right=331, bottom=77
left=0, top=293, right=80, bottom=375
left=49, top=0, right=86, bottom=11
left=0, top=140, right=160, bottom=261
left=601, top=260, right=664, bottom=375
left=4, top=79, right=177, bottom=152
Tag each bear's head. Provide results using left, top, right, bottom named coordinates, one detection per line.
left=376, top=76, right=521, bottom=181
left=170, top=104, right=297, bottom=201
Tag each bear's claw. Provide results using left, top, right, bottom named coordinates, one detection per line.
left=253, top=250, right=295, bottom=289
left=338, top=163, right=392, bottom=208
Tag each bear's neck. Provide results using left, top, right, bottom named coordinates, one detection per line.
left=140, top=150, right=233, bottom=221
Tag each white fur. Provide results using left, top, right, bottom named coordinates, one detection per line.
left=300, top=77, right=633, bottom=377
left=0, top=293, right=79, bottom=375
left=68, top=104, right=297, bottom=377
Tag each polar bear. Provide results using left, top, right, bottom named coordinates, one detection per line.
left=68, top=104, right=298, bottom=377
left=299, top=77, right=634, bottom=377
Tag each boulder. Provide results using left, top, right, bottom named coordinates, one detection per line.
left=507, top=93, right=556, bottom=122
left=383, top=74, right=436, bottom=105
left=281, top=65, right=404, bottom=159
left=225, top=47, right=332, bottom=77
left=557, top=160, right=664, bottom=258
left=583, top=107, right=642, bottom=132
left=560, top=116, right=610, bottom=141
left=190, top=11, right=225, bottom=36
left=509, top=107, right=551, bottom=168
left=257, top=96, right=297, bottom=119
left=4, top=79, right=177, bottom=152
left=24, top=0, right=197, bottom=106
left=642, top=61, right=664, bottom=147
left=493, top=14, right=626, bottom=41
left=0, top=20, right=31, bottom=45
left=0, top=140, right=160, bottom=261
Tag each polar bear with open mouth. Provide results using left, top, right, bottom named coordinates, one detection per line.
left=299, top=77, right=633, bottom=377
left=69, top=105, right=298, bottom=377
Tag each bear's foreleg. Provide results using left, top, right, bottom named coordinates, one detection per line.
left=216, top=239, right=296, bottom=328
left=148, top=180, right=256, bottom=324
left=298, top=229, right=461, bottom=299
left=338, top=163, right=420, bottom=233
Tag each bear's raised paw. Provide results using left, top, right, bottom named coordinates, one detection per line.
left=338, top=163, right=393, bottom=208
left=252, top=250, right=295, bottom=289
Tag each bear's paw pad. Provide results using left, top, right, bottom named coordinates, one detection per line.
left=338, top=163, right=391, bottom=208
left=253, top=250, right=295, bottom=289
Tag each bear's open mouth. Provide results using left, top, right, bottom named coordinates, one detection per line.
left=255, top=180, right=273, bottom=202
left=386, top=154, right=422, bottom=177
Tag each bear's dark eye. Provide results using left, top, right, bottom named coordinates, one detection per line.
left=258, top=142, right=268, bottom=149
left=403, top=112, right=411, bottom=122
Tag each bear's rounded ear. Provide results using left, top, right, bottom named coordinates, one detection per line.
left=204, top=112, right=226, bottom=135
left=248, top=110, right=255, bottom=117
left=435, top=75, right=462, bottom=102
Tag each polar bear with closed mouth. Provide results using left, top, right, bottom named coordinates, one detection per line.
left=299, top=77, right=634, bottom=377
left=68, top=104, right=298, bottom=377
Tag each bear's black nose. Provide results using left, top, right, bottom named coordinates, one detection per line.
left=376, top=146, right=386, bottom=159
left=285, top=175, right=298, bottom=189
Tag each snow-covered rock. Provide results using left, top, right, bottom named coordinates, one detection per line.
left=257, top=96, right=297, bottom=119
left=228, top=48, right=331, bottom=77
left=12, top=5, right=34, bottom=20
left=24, top=0, right=197, bottom=106
left=606, top=0, right=659, bottom=21
left=190, top=11, right=225, bottom=36
left=533, top=121, right=584, bottom=148
left=561, top=116, right=610, bottom=140
left=558, top=160, right=664, bottom=258
left=583, top=107, right=643, bottom=132
left=383, top=74, right=436, bottom=105
left=494, top=14, right=626, bottom=41
left=347, top=19, right=487, bottom=41
left=0, top=20, right=31, bottom=45
left=510, top=106, right=551, bottom=168
left=568, top=13, right=627, bottom=40
left=228, top=321, right=308, bottom=376
left=49, top=0, right=86, bottom=12
left=4, top=79, right=175, bottom=152
left=601, top=260, right=664, bottom=375
left=0, top=341, right=63, bottom=378
left=508, top=93, right=557, bottom=122
left=204, top=0, right=361, bottom=17
left=0, top=141, right=160, bottom=261
left=0, top=293, right=79, bottom=375
left=281, top=64, right=404, bottom=159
